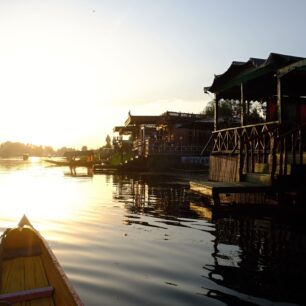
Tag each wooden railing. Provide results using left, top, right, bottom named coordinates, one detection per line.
left=272, top=123, right=305, bottom=177
left=132, top=139, right=204, bottom=156
left=212, top=122, right=279, bottom=154
left=145, top=139, right=203, bottom=156
left=211, top=122, right=305, bottom=180
left=133, top=139, right=144, bottom=156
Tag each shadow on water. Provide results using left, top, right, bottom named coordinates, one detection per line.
left=113, top=173, right=306, bottom=306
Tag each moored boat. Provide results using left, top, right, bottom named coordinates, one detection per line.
left=0, top=215, right=84, bottom=305
left=44, top=159, right=94, bottom=167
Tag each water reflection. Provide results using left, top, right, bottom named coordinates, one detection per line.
left=0, top=158, right=98, bottom=231
left=113, top=174, right=197, bottom=219
left=204, top=210, right=306, bottom=305
left=114, top=175, right=306, bottom=306
left=192, top=206, right=306, bottom=306
left=1, top=159, right=305, bottom=306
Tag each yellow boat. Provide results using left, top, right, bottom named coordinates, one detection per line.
left=0, top=216, right=83, bottom=306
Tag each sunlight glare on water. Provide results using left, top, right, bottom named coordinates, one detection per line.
left=1, top=158, right=306, bottom=306
left=2, top=164, right=82, bottom=221
left=0, top=159, right=113, bottom=242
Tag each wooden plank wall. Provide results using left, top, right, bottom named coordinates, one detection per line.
left=209, top=155, right=240, bottom=182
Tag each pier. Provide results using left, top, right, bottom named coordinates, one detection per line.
left=190, top=180, right=273, bottom=205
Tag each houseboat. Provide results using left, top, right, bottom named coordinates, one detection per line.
left=190, top=53, right=306, bottom=206
left=113, top=111, right=213, bottom=171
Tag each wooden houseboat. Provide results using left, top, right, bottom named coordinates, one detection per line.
left=191, top=53, right=306, bottom=205
left=152, top=111, right=213, bottom=157
left=113, top=111, right=213, bottom=170
left=113, top=113, right=160, bottom=169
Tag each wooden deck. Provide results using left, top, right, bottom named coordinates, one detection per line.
left=190, top=180, right=273, bottom=205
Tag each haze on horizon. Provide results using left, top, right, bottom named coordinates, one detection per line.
left=1, top=0, right=306, bottom=149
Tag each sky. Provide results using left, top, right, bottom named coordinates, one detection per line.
left=1, top=0, right=306, bottom=149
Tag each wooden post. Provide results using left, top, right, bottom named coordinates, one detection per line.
left=270, top=134, right=277, bottom=181
left=263, top=132, right=268, bottom=163
left=284, top=137, right=288, bottom=175
left=246, top=100, right=250, bottom=117
left=279, top=138, right=283, bottom=176
left=238, top=130, right=244, bottom=181
left=251, top=137, right=255, bottom=173
left=299, top=129, right=303, bottom=165
left=241, top=83, right=245, bottom=126
left=214, top=94, right=219, bottom=131
left=292, top=133, right=296, bottom=165
left=277, top=77, right=282, bottom=124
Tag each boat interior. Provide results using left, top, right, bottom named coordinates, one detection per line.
left=0, top=227, right=54, bottom=305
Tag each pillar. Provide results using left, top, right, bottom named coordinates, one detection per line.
left=214, top=94, right=219, bottom=131
left=241, top=83, right=245, bottom=126
left=277, top=77, right=282, bottom=124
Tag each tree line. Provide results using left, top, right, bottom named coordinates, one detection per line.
left=0, top=141, right=76, bottom=158
left=0, top=135, right=113, bottom=158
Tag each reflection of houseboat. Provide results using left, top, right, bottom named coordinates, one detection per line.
left=189, top=202, right=213, bottom=220
left=202, top=207, right=306, bottom=305
left=22, top=154, right=29, bottom=161
left=191, top=53, right=306, bottom=206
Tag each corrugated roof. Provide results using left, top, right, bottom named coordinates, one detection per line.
left=206, top=53, right=306, bottom=97
left=264, top=52, right=304, bottom=66
left=207, top=57, right=264, bottom=93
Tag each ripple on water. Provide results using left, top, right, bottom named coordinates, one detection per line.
left=1, top=162, right=306, bottom=306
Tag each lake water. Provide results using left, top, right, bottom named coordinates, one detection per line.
left=0, top=158, right=305, bottom=306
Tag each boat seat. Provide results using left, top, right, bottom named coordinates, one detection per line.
left=1, top=256, right=55, bottom=306
left=0, top=286, right=53, bottom=303
left=2, top=245, right=41, bottom=260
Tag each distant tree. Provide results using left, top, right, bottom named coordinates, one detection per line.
left=81, top=145, right=88, bottom=151
left=55, top=147, right=76, bottom=157
left=247, top=101, right=266, bottom=122
left=204, top=99, right=239, bottom=118
left=246, top=106, right=262, bottom=123
left=203, top=99, right=264, bottom=126
left=105, top=135, right=112, bottom=148
left=0, top=141, right=57, bottom=157
left=0, top=142, right=25, bottom=157
left=44, top=146, right=55, bottom=156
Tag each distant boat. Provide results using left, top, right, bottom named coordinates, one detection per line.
left=23, top=154, right=29, bottom=161
left=0, top=215, right=84, bottom=305
left=44, top=159, right=94, bottom=167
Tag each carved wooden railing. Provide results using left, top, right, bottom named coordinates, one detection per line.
left=212, top=122, right=279, bottom=155
left=132, top=139, right=204, bottom=157
left=272, top=123, right=305, bottom=177
left=211, top=122, right=305, bottom=180
left=144, top=139, right=203, bottom=156
left=133, top=139, right=145, bottom=156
